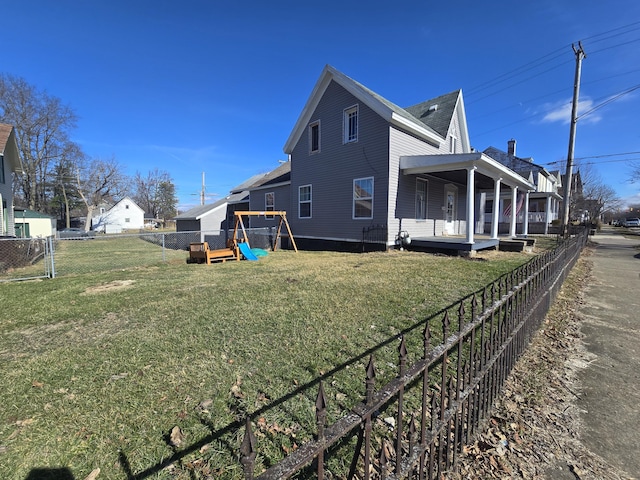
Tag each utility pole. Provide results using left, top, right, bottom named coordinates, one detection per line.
left=560, top=42, right=586, bottom=238
left=200, top=171, right=205, bottom=206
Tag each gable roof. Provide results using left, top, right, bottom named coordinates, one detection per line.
left=14, top=207, right=54, bottom=219
left=284, top=65, right=470, bottom=154
left=404, top=91, right=461, bottom=139
left=175, top=196, right=230, bottom=221
left=0, top=123, right=23, bottom=173
left=483, top=145, right=555, bottom=183
left=112, top=196, right=144, bottom=213
left=245, top=161, right=291, bottom=191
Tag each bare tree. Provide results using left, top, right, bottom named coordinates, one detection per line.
left=76, top=157, right=129, bottom=231
left=575, top=165, right=621, bottom=223
left=0, top=74, right=80, bottom=211
left=629, top=161, right=640, bottom=184
left=133, top=169, right=178, bottom=224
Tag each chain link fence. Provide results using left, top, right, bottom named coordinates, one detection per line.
left=0, top=228, right=281, bottom=282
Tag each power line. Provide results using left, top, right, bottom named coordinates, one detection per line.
left=464, top=20, right=640, bottom=108
left=542, top=151, right=640, bottom=165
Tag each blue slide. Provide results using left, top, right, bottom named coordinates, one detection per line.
left=238, top=242, right=259, bottom=261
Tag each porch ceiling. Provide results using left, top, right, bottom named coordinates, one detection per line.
left=400, top=153, right=535, bottom=191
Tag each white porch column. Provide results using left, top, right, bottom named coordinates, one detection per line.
left=545, top=196, right=552, bottom=234
left=523, top=191, right=530, bottom=236
left=466, top=166, right=476, bottom=243
left=491, top=178, right=501, bottom=239
left=509, top=186, right=518, bottom=237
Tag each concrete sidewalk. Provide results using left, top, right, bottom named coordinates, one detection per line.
left=577, top=227, right=640, bottom=478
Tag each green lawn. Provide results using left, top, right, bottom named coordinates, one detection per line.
left=0, top=244, right=541, bottom=479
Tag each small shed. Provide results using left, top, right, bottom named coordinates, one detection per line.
left=14, top=208, right=56, bottom=238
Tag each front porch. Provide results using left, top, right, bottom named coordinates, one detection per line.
left=407, top=233, right=534, bottom=255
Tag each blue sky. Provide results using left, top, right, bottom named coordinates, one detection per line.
left=4, top=0, right=640, bottom=211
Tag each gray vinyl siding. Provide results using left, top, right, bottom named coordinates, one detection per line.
left=247, top=184, right=291, bottom=228
left=448, top=112, right=462, bottom=153
left=289, top=80, right=390, bottom=243
left=389, top=126, right=446, bottom=239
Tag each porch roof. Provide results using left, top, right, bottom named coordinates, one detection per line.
left=400, top=153, right=535, bottom=191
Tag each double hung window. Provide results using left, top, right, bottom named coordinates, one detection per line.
left=353, top=177, right=373, bottom=219
left=299, top=185, right=312, bottom=218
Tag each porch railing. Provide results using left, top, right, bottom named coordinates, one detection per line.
left=239, top=228, right=588, bottom=479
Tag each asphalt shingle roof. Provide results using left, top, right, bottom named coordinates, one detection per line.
left=404, top=91, right=461, bottom=139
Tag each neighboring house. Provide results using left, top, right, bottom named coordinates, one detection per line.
left=91, top=196, right=145, bottom=234
left=0, top=123, right=23, bottom=237
left=483, top=140, right=562, bottom=234
left=13, top=208, right=56, bottom=238
left=277, top=65, right=535, bottom=252
left=175, top=173, right=259, bottom=235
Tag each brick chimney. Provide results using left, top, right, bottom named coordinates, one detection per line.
left=507, top=139, right=516, bottom=157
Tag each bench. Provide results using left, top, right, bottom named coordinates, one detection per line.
left=189, top=242, right=239, bottom=264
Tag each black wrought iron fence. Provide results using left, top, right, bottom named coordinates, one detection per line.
left=235, top=228, right=588, bottom=479
left=362, top=224, right=388, bottom=252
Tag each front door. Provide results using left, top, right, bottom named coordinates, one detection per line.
left=445, top=188, right=456, bottom=235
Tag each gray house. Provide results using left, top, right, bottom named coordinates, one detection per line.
left=0, top=123, right=23, bottom=237
left=278, top=65, right=535, bottom=252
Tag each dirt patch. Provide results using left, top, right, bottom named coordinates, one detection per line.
left=447, top=249, right=633, bottom=480
left=83, top=280, right=135, bottom=294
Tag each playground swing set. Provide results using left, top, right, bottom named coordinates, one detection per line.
left=188, top=211, right=298, bottom=264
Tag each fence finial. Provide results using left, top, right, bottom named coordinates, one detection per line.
left=240, top=417, right=257, bottom=479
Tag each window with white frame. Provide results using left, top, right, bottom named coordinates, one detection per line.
left=343, top=105, right=358, bottom=143
left=415, top=178, right=427, bottom=220
left=449, top=134, right=457, bottom=153
left=299, top=185, right=312, bottom=219
left=265, top=192, right=275, bottom=219
left=353, top=177, right=373, bottom=219
left=309, top=120, right=320, bottom=154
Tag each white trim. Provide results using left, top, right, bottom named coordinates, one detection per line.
left=353, top=177, right=374, bottom=220
left=283, top=65, right=444, bottom=154
left=343, top=104, right=359, bottom=144
left=308, top=120, right=320, bottom=154
left=298, top=184, right=312, bottom=219
left=265, top=192, right=275, bottom=219
left=400, top=152, right=535, bottom=191
left=415, top=177, right=428, bottom=220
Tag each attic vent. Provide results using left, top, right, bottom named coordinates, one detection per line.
left=428, top=104, right=438, bottom=112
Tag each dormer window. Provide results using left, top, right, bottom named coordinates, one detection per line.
left=343, top=105, right=358, bottom=143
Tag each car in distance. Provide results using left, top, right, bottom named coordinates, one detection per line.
left=58, top=227, right=95, bottom=239
left=623, top=218, right=640, bottom=228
